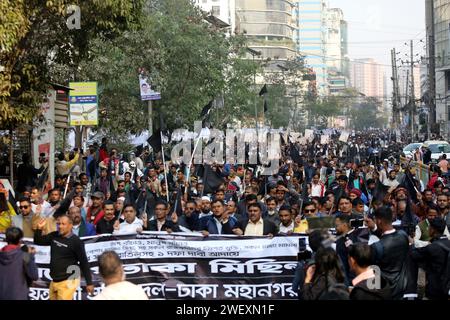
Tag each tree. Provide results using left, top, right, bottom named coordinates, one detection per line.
left=68, top=0, right=260, bottom=139
left=263, top=58, right=310, bottom=129
left=0, top=0, right=145, bottom=129
left=349, top=97, right=384, bottom=130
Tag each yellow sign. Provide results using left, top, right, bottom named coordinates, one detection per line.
left=69, top=82, right=98, bottom=126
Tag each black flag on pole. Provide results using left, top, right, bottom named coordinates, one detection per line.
left=200, top=100, right=214, bottom=118
left=198, top=164, right=225, bottom=194
left=259, top=84, right=268, bottom=96
left=147, top=129, right=162, bottom=153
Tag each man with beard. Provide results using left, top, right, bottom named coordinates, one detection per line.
left=96, top=201, right=118, bottom=234
left=278, top=205, right=295, bottom=235
left=242, top=203, right=278, bottom=236
left=86, top=192, right=105, bottom=226
left=417, top=189, right=435, bottom=219
left=383, top=170, right=399, bottom=193
left=43, top=188, right=72, bottom=219
left=199, top=196, right=212, bottom=218
left=68, top=206, right=96, bottom=237
left=265, top=197, right=280, bottom=225
left=437, top=194, right=450, bottom=225
left=178, top=200, right=199, bottom=232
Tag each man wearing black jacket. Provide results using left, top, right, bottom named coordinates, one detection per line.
left=410, top=218, right=450, bottom=300
left=242, top=203, right=278, bottom=236
left=348, top=243, right=392, bottom=300
left=34, top=215, right=94, bottom=300
left=144, top=201, right=179, bottom=232
left=365, top=206, right=410, bottom=300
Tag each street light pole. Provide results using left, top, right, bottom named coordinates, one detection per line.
left=148, top=100, right=153, bottom=136
left=247, top=48, right=261, bottom=130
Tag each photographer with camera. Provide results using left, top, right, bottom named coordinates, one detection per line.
left=292, top=230, right=323, bottom=297
left=335, top=215, right=362, bottom=285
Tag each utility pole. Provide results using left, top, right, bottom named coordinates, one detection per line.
left=148, top=100, right=153, bottom=136
left=391, top=49, right=400, bottom=128
left=410, top=40, right=416, bottom=140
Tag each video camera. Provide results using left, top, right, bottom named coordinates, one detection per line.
left=350, top=218, right=364, bottom=229
left=298, top=238, right=312, bottom=262
left=395, top=223, right=416, bottom=237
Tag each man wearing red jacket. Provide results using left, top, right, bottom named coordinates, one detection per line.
left=86, top=191, right=105, bottom=226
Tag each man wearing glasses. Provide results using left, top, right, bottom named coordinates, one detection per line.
left=293, top=201, right=318, bottom=234
left=178, top=200, right=199, bottom=232
left=11, top=198, right=36, bottom=238
left=144, top=201, right=179, bottom=233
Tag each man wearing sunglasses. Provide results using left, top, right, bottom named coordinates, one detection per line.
left=11, top=198, right=36, bottom=238
left=178, top=200, right=199, bottom=232
left=293, top=202, right=318, bottom=234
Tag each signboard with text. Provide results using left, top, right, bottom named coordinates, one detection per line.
left=69, top=82, right=98, bottom=126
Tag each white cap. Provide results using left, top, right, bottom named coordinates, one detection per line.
left=201, top=196, right=211, bottom=202
left=117, top=197, right=126, bottom=202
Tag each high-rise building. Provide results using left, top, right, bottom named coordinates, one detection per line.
left=350, top=59, right=386, bottom=103
left=234, top=0, right=296, bottom=63
left=193, top=0, right=236, bottom=30
left=324, top=7, right=349, bottom=95
left=428, top=0, right=450, bottom=138
left=294, top=0, right=328, bottom=95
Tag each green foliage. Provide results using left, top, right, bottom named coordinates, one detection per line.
left=69, top=0, right=260, bottom=139
left=0, top=0, right=145, bottom=129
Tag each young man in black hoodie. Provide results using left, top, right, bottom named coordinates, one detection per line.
left=348, top=243, right=391, bottom=300
left=34, top=215, right=94, bottom=300
left=0, top=227, right=39, bottom=300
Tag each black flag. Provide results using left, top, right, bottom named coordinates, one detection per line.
left=259, top=84, right=268, bottom=96
left=201, top=165, right=225, bottom=194
left=200, top=100, right=214, bottom=118
left=289, top=143, right=302, bottom=165
left=147, top=129, right=162, bottom=153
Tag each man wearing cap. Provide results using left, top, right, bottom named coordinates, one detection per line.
left=86, top=191, right=105, bottom=225
left=383, top=170, right=399, bottom=193
left=199, top=196, right=212, bottom=218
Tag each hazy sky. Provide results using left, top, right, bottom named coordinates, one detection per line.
left=328, top=0, right=426, bottom=71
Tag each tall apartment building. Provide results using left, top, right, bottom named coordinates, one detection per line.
left=196, top=1, right=297, bottom=63
left=428, top=0, right=450, bottom=138
left=234, top=0, right=297, bottom=63
left=350, top=59, right=386, bottom=106
left=324, top=7, right=349, bottom=95
left=294, top=0, right=328, bottom=95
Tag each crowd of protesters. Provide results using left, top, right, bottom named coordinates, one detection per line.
left=1, top=129, right=450, bottom=300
